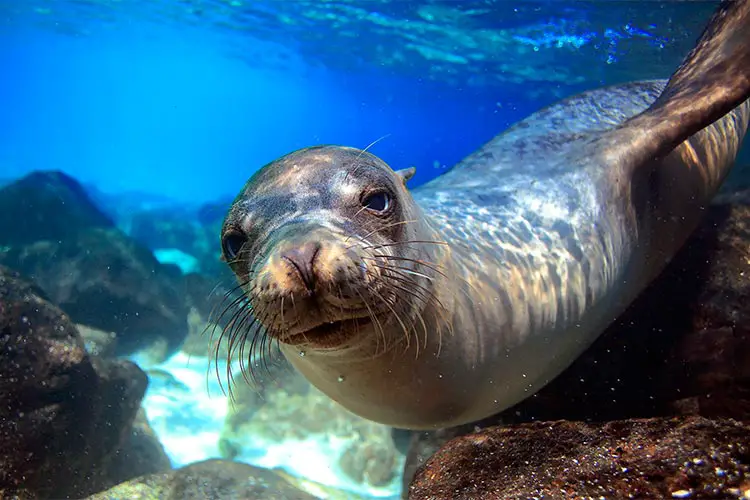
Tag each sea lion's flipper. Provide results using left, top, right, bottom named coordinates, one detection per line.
left=614, top=0, right=750, bottom=167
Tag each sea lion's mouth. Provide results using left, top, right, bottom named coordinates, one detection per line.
left=281, top=316, right=374, bottom=347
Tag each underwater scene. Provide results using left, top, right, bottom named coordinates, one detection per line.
left=1, top=0, right=750, bottom=498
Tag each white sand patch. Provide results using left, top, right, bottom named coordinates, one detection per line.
left=133, top=351, right=403, bottom=499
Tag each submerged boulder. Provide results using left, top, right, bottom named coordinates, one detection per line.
left=0, top=171, right=189, bottom=357
left=126, top=199, right=230, bottom=279
left=409, top=416, right=750, bottom=499
left=0, top=170, right=113, bottom=246
left=103, top=408, right=173, bottom=492
left=86, top=459, right=319, bottom=500
left=0, top=265, right=150, bottom=498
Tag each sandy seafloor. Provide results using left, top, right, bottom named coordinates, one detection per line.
left=129, top=351, right=404, bottom=499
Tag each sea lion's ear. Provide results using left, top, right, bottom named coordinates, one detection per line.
left=395, top=167, right=416, bottom=185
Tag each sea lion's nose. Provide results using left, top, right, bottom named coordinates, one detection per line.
left=281, top=241, right=322, bottom=291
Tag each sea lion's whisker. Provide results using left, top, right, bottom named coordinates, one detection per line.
left=414, top=307, right=430, bottom=356
left=370, top=264, right=437, bottom=302
left=206, top=281, right=251, bottom=334
left=336, top=285, right=346, bottom=317
left=240, top=308, right=273, bottom=390
left=373, top=254, right=449, bottom=278
left=374, top=280, right=431, bottom=357
left=348, top=134, right=391, bottom=180
left=355, top=289, right=389, bottom=356
left=226, top=304, right=253, bottom=367
left=214, top=300, right=253, bottom=398
left=290, top=293, right=299, bottom=324
left=238, top=313, right=264, bottom=387
left=369, top=260, right=454, bottom=345
left=227, top=307, right=260, bottom=401
left=361, top=220, right=418, bottom=240
left=345, top=219, right=419, bottom=246
left=206, top=278, right=244, bottom=306
left=255, top=312, right=278, bottom=388
left=225, top=251, right=260, bottom=265
left=366, top=239, right=449, bottom=250
left=363, top=277, right=415, bottom=354
left=363, top=257, right=435, bottom=283
left=371, top=268, right=435, bottom=312
left=286, top=294, right=314, bottom=347
left=264, top=336, right=281, bottom=388
left=372, top=266, right=437, bottom=350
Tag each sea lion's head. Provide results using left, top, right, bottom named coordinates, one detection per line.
left=220, top=145, right=443, bottom=356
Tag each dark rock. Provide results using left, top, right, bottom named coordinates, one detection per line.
left=77, top=323, right=119, bottom=358
left=86, top=459, right=318, bottom=500
left=402, top=425, right=476, bottom=497
left=0, top=172, right=190, bottom=357
left=129, top=208, right=207, bottom=260
left=409, top=416, right=750, bottom=500
left=0, top=171, right=113, bottom=247
left=102, top=408, right=172, bottom=490
left=339, top=438, right=398, bottom=487
left=126, top=200, right=230, bottom=279
left=0, top=265, right=148, bottom=498
left=1, top=228, right=189, bottom=357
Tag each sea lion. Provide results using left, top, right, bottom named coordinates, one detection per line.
left=219, top=0, right=750, bottom=430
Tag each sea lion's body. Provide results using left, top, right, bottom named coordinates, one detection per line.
left=221, top=1, right=750, bottom=430
left=398, top=81, right=749, bottom=426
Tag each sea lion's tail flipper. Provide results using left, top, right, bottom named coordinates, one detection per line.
left=615, top=0, right=750, bottom=166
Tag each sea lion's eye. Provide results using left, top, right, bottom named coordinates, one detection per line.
left=222, top=231, right=247, bottom=261
left=362, top=191, right=391, bottom=213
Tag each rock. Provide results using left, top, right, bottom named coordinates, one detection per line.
left=0, top=171, right=190, bottom=357
left=77, top=323, right=119, bottom=357
left=130, top=207, right=208, bottom=260
left=409, top=416, right=750, bottom=499
left=339, top=437, right=398, bottom=488
left=126, top=200, right=230, bottom=279
left=86, top=459, right=318, bottom=500
left=0, top=265, right=148, bottom=498
left=102, top=408, right=173, bottom=490
left=402, top=424, right=477, bottom=496
left=0, top=171, right=113, bottom=247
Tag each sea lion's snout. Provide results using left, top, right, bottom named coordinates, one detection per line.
left=280, top=240, right=321, bottom=292
left=252, top=227, right=380, bottom=348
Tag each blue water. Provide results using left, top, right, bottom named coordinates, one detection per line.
left=0, top=20, right=524, bottom=203
left=0, top=1, right=718, bottom=204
